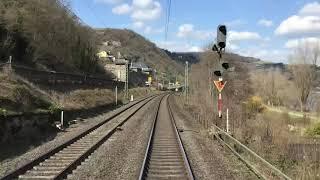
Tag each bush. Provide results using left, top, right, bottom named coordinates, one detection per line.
left=305, top=123, right=320, bottom=136
left=48, top=104, right=62, bottom=114
left=246, top=96, right=265, bottom=115
left=0, top=108, right=7, bottom=116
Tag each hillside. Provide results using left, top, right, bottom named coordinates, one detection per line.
left=164, top=50, right=200, bottom=64
left=0, top=0, right=104, bottom=75
left=95, top=28, right=184, bottom=75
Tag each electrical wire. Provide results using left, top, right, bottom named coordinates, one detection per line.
left=83, top=0, right=108, bottom=28
left=164, top=0, right=172, bottom=47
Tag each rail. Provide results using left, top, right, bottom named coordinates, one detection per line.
left=0, top=94, right=159, bottom=180
left=139, top=94, right=194, bottom=180
left=213, top=124, right=292, bottom=180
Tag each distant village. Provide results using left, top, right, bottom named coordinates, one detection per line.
left=97, top=48, right=153, bottom=83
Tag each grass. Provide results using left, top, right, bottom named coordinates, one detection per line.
left=305, top=122, right=320, bottom=136
left=265, top=105, right=320, bottom=122
left=0, top=72, right=53, bottom=113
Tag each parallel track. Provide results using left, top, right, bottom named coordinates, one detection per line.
left=1, top=95, right=161, bottom=180
left=139, top=95, right=194, bottom=180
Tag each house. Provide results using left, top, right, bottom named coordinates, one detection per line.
left=97, top=51, right=107, bottom=58
left=130, top=62, right=153, bottom=74
left=104, top=59, right=128, bottom=82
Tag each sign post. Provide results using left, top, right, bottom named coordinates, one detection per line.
left=218, top=93, right=222, bottom=118
left=226, top=108, right=229, bottom=133
left=214, top=78, right=226, bottom=118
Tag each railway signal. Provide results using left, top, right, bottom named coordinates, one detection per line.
left=217, top=25, right=227, bottom=50
left=212, top=25, right=229, bottom=77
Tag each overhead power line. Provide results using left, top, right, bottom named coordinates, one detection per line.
left=83, top=0, right=108, bottom=28
left=165, top=0, right=172, bottom=45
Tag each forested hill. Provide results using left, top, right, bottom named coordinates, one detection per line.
left=95, top=28, right=184, bottom=74
left=0, top=0, right=102, bottom=74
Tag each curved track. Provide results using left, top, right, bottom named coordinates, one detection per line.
left=139, top=94, right=194, bottom=180
left=1, top=94, right=161, bottom=180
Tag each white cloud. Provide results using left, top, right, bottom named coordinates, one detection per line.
left=94, top=0, right=122, bottom=5
left=275, top=15, right=320, bottom=36
left=131, top=1, right=161, bottom=21
left=132, top=21, right=144, bottom=29
left=189, top=46, right=202, bottom=52
left=224, top=19, right=246, bottom=27
left=132, top=0, right=153, bottom=9
left=112, top=3, right=131, bottom=15
left=108, top=0, right=162, bottom=21
left=141, top=26, right=164, bottom=34
left=275, top=2, right=320, bottom=36
left=228, top=31, right=262, bottom=41
left=234, top=48, right=288, bottom=62
left=177, top=24, right=194, bottom=38
left=227, top=41, right=239, bottom=51
left=157, top=41, right=203, bottom=52
left=285, top=37, right=320, bottom=48
left=176, top=24, right=213, bottom=40
left=299, top=2, right=320, bottom=16
left=107, top=0, right=162, bottom=36
left=258, top=19, right=273, bottom=27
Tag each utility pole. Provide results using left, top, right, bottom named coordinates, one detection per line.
left=125, top=61, right=129, bottom=100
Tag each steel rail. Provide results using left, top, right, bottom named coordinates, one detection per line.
left=139, top=94, right=194, bottom=180
left=167, top=95, right=194, bottom=180
left=138, top=94, right=164, bottom=180
left=1, top=94, right=159, bottom=180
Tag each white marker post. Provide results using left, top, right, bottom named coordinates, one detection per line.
left=218, top=93, right=222, bottom=118
left=115, top=86, right=118, bottom=106
left=61, top=110, right=64, bottom=128
left=8, top=56, right=12, bottom=71
left=226, top=108, right=229, bottom=133
left=116, top=70, right=120, bottom=106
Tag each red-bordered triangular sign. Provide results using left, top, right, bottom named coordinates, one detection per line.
left=214, top=80, right=227, bottom=92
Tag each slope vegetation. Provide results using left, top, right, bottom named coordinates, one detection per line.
left=95, top=28, right=184, bottom=74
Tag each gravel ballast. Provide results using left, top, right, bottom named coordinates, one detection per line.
left=68, top=96, right=161, bottom=180
left=169, top=95, right=258, bottom=180
left=0, top=97, right=151, bottom=177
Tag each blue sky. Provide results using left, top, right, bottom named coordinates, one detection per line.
left=69, top=0, right=320, bottom=63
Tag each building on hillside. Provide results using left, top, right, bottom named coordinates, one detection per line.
left=97, top=51, right=107, bottom=58
left=130, top=62, right=153, bottom=75
left=104, top=59, right=128, bottom=82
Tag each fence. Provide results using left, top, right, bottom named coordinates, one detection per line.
left=288, top=143, right=320, bottom=162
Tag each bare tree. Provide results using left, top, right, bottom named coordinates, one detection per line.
left=250, top=69, right=291, bottom=106
left=289, top=42, right=319, bottom=112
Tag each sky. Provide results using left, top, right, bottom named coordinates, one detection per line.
left=69, top=0, right=320, bottom=63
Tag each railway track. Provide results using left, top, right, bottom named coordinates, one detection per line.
left=139, top=94, right=194, bottom=180
left=1, top=94, right=162, bottom=180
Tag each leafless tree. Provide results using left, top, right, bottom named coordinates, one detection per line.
left=289, top=42, right=319, bottom=112
left=251, top=69, right=292, bottom=106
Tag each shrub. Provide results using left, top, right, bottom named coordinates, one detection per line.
left=245, top=96, right=265, bottom=116
left=305, top=123, right=320, bottom=136
left=48, top=104, right=62, bottom=114
left=0, top=108, right=7, bottom=116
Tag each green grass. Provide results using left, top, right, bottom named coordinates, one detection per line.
left=305, top=123, right=320, bottom=136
